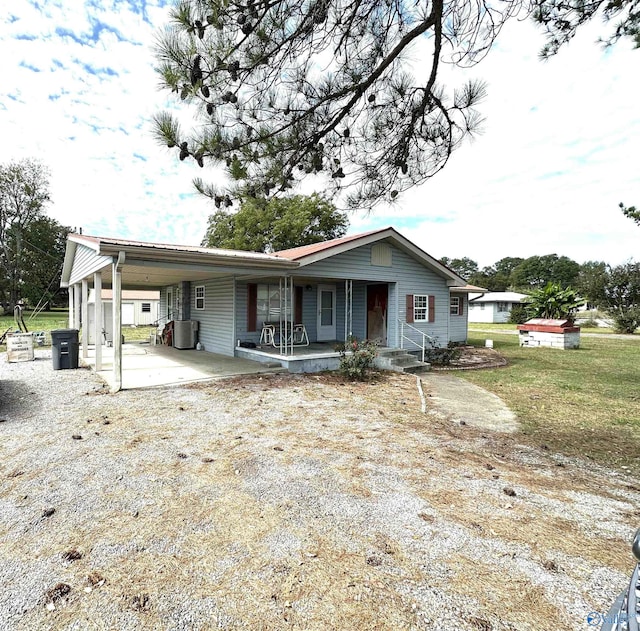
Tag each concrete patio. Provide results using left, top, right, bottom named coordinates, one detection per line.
left=81, top=342, right=285, bottom=391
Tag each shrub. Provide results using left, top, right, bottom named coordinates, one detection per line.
left=611, top=307, right=640, bottom=334
left=508, top=304, right=529, bottom=324
left=525, top=282, right=583, bottom=322
left=423, top=339, right=462, bottom=366
left=337, top=337, right=378, bottom=380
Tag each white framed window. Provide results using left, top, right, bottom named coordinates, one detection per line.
left=141, top=302, right=151, bottom=313
left=257, top=284, right=291, bottom=326
left=497, top=301, right=509, bottom=312
left=414, top=294, right=428, bottom=321
left=450, top=296, right=461, bottom=316
left=195, top=285, right=205, bottom=310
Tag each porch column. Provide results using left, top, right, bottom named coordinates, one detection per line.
left=81, top=280, right=89, bottom=359
left=345, top=279, right=353, bottom=341
left=68, top=285, right=74, bottom=328
left=112, top=252, right=125, bottom=392
left=94, top=272, right=102, bottom=371
left=73, top=283, right=81, bottom=330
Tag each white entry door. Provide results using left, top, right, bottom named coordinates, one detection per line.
left=317, top=284, right=336, bottom=341
left=122, top=303, right=135, bottom=325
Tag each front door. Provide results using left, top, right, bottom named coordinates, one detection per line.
left=317, top=284, right=336, bottom=341
left=367, top=284, right=388, bottom=344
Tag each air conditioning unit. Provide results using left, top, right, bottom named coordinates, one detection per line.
left=173, top=320, right=198, bottom=349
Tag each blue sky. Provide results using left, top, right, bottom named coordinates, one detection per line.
left=1, top=1, right=638, bottom=267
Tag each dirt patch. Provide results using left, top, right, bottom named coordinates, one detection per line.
left=0, top=360, right=637, bottom=630
left=433, top=346, right=508, bottom=371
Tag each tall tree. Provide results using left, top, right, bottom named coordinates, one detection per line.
left=0, top=159, right=51, bottom=312
left=440, top=256, right=478, bottom=279
left=153, top=0, right=516, bottom=209
left=597, top=262, right=640, bottom=334
left=576, top=261, right=607, bottom=309
left=534, top=0, right=640, bottom=58
left=620, top=202, right=640, bottom=226
left=202, top=193, right=348, bottom=252
left=13, top=217, right=70, bottom=311
left=153, top=0, right=637, bottom=209
left=510, top=254, right=580, bottom=290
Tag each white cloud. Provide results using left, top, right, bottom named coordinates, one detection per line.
left=0, top=2, right=638, bottom=265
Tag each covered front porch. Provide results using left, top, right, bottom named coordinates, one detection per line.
left=236, top=277, right=400, bottom=352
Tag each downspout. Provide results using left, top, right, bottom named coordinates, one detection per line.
left=112, top=251, right=125, bottom=393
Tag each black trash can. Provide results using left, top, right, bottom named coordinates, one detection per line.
left=51, top=329, right=79, bottom=370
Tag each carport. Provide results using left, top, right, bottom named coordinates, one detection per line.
left=61, top=234, right=297, bottom=392
left=81, top=342, right=284, bottom=390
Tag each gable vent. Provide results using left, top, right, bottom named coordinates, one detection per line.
left=371, top=243, right=392, bottom=267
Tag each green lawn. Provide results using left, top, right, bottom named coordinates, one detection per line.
left=1, top=310, right=69, bottom=348
left=462, top=333, right=640, bottom=474
left=0, top=310, right=154, bottom=351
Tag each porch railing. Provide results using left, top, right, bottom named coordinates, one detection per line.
left=398, top=320, right=435, bottom=364
left=153, top=310, right=178, bottom=329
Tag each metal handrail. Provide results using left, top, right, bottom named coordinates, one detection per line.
left=398, top=320, right=435, bottom=363
left=154, top=310, right=178, bottom=328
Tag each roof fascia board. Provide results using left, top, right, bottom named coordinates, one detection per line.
left=61, top=240, right=77, bottom=287
left=68, top=234, right=102, bottom=253
left=99, top=244, right=298, bottom=270
left=125, top=258, right=295, bottom=276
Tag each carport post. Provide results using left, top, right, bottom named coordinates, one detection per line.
left=112, top=252, right=125, bottom=392
left=94, top=272, right=102, bottom=371
left=73, top=283, right=81, bottom=330
left=81, top=279, right=89, bottom=359
left=68, top=285, right=74, bottom=328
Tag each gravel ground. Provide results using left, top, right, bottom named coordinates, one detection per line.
left=1, top=350, right=638, bottom=630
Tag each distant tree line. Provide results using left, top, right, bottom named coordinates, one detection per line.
left=440, top=253, right=640, bottom=334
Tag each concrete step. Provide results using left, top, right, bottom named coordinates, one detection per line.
left=375, top=348, right=431, bottom=374
left=377, top=348, right=410, bottom=357
left=389, top=355, right=423, bottom=366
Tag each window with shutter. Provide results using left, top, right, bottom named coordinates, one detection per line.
left=406, top=294, right=414, bottom=323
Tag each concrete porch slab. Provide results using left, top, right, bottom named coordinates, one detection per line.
left=82, top=342, right=286, bottom=391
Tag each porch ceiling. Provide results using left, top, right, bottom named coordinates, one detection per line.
left=96, top=261, right=242, bottom=290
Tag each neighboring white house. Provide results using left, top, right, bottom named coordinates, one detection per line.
left=468, top=291, right=529, bottom=323
left=87, top=289, right=159, bottom=343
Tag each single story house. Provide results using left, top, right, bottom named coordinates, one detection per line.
left=468, top=291, right=529, bottom=323
left=61, top=227, right=480, bottom=390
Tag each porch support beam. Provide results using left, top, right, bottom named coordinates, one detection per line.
left=81, top=279, right=89, bottom=359
left=73, top=283, right=81, bottom=330
left=68, top=284, right=74, bottom=328
left=344, top=279, right=353, bottom=341
left=112, top=252, right=125, bottom=392
left=94, top=272, right=102, bottom=371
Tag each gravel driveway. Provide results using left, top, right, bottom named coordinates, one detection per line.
left=1, top=350, right=637, bottom=630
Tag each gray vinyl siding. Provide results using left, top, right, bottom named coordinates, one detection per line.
left=232, top=243, right=455, bottom=346
left=449, top=293, right=468, bottom=343
left=351, top=281, right=367, bottom=340
left=302, top=286, right=317, bottom=342
left=302, top=243, right=451, bottom=346
left=192, top=277, right=235, bottom=356
left=69, top=243, right=112, bottom=286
